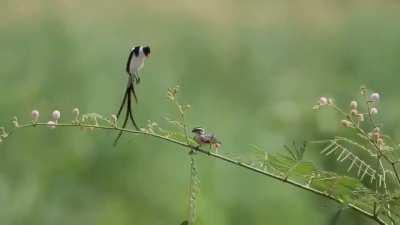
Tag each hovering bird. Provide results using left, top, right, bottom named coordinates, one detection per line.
left=191, top=127, right=221, bottom=150
left=114, top=45, right=151, bottom=145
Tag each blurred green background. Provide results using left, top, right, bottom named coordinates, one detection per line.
left=1, top=0, right=400, bottom=224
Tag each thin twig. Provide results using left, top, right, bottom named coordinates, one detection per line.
left=4, top=122, right=389, bottom=225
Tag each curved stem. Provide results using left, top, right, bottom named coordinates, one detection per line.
left=5, top=122, right=388, bottom=225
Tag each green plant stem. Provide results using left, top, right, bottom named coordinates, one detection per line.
left=330, top=104, right=400, bottom=185
left=6, top=122, right=388, bottom=225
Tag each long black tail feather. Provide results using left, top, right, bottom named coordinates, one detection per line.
left=113, top=99, right=130, bottom=146
left=114, top=75, right=140, bottom=146
left=127, top=87, right=139, bottom=130
left=116, top=88, right=128, bottom=119
left=131, top=83, right=138, bottom=103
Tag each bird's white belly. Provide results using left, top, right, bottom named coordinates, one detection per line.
left=130, top=57, right=145, bottom=75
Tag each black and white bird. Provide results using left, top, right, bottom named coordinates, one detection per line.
left=191, top=127, right=221, bottom=150
left=114, top=45, right=151, bottom=145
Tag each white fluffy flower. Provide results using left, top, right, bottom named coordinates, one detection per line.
left=350, top=101, right=358, bottom=109
left=341, top=120, right=352, bottom=128
left=31, top=110, right=39, bottom=122
left=52, top=110, right=61, bottom=122
left=319, top=97, right=328, bottom=106
left=370, top=107, right=378, bottom=115
left=370, top=93, right=380, bottom=102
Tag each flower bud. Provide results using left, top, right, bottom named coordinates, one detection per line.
left=12, top=116, right=19, bottom=128
left=370, top=107, right=378, bottom=115
left=312, top=105, right=320, bottom=110
left=319, top=97, right=328, bottom=106
left=350, top=101, right=358, bottom=109
left=372, top=132, right=380, bottom=141
left=357, top=113, right=364, bottom=122
left=372, top=127, right=380, bottom=133
left=111, top=114, right=117, bottom=127
left=31, top=110, right=40, bottom=123
left=341, top=120, right=352, bottom=128
left=72, top=108, right=79, bottom=117
left=350, top=109, right=358, bottom=116
left=360, top=87, right=366, bottom=95
left=370, top=93, right=380, bottom=102
left=52, top=110, right=61, bottom=122
left=47, top=121, right=56, bottom=129
left=377, top=138, right=384, bottom=146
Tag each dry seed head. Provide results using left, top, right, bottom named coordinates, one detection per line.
left=377, top=138, right=384, bottom=146
left=312, top=105, right=320, bottom=110
left=73, top=108, right=80, bottom=117
left=357, top=113, right=364, bottom=122
left=372, top=132, right=380, bottom=141
left=373, top=127, right=380, bottom=133
left=111, top=114, right=117, bottom=127
left=341, top=120, right=352, bottom=128
left=360, top=87, right=367, bottom=95
left=370, top=107, right=378, bottom=115
left=12, top=116, right=19, bottom=128
left=350, top=101, right=358, bottom=109
left=350, top=109, right=358, bottom=116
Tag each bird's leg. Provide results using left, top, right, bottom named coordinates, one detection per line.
left=189, top=144, right=200, bottom=155
left=134, top=72, right=141, bottom=84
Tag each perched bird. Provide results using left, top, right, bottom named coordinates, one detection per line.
left=191, top=127, right=221, bottom=150
left=114, top=45, right=151, bottom=145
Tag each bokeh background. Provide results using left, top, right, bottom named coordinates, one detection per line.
left=1, top=1, right=400, bottom=224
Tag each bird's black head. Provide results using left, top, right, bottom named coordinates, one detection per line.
left=132, top=46, right=140, bottom=57
left=192, top=127, right=205, bottom=135
left=143, top=46, right=151, bottom=57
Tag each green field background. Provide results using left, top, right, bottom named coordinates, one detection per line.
left=1, top=1, right=400, bottom=224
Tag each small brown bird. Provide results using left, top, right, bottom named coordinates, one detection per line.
left=191, top=127, right=221, bottom=150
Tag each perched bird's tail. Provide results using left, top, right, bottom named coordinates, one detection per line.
left=114, top=75, right=139, bottom=146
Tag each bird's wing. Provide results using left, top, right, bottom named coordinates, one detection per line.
left=126, top=47, right=140, bottom=74
left=126, top=49, right=135, bottom=75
